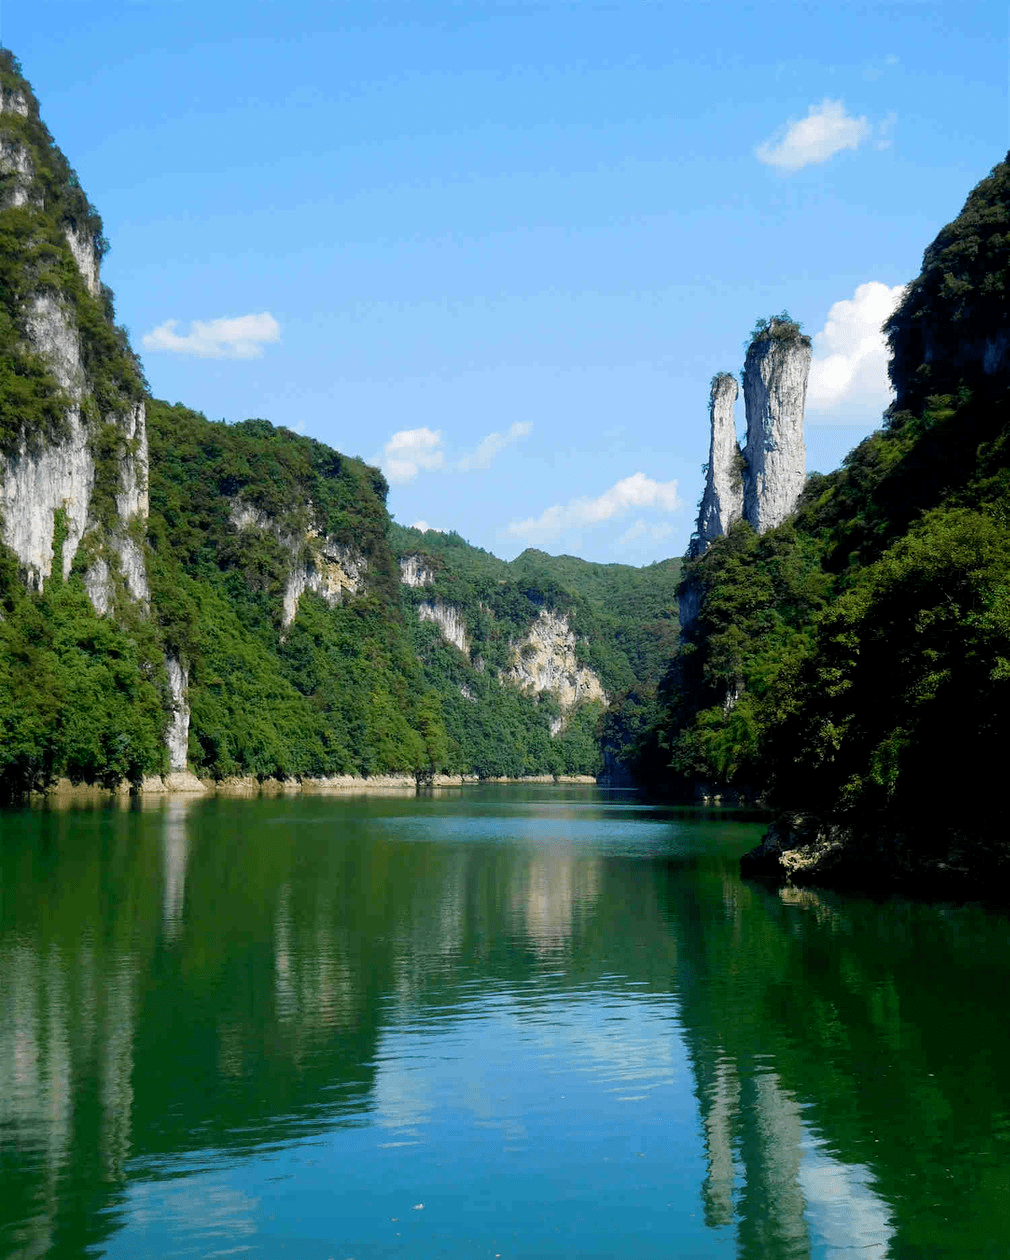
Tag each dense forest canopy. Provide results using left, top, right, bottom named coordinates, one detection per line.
left=3, top=39, right=1009, bottom=891
left=629, top=155, right=1010, bottom=887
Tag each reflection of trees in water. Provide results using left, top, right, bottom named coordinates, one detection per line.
left=5, top=799, right=1009, bottom=1259
left=666, top=864, right=1010, bottom=1259
left=0, top=937, right=138, bottom=1258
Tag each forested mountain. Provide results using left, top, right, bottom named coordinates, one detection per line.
left=0, top=51, right=680, bottom=797
left=634, top=156, right=1010, bottom=891
left=5, top=40, right=1008, bottom=885
left=391, top=524, right=680, bottom=777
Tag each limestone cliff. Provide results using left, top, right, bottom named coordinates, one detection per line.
left=0, top=53, right=149, bottom=615
left=229, top=501, right=367, bottom=628
left=503, top=610, right=606, bottom=730
left=690, top=318, right=811, bottom=558
left=695, top=373, right=743, bottom=553
left=418, top=599, right=470, bottom=654
left=742, top=323, right=811, bottom=533
left=400, top=554, right=436, bottom=588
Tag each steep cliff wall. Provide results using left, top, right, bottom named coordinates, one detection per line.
left=400, top=554, right=436, bottom=588
left=502, top=610, right=606, bottom=724
left=418, top=599, right=470, bottom=654
left=690, top=321, right=811, bottom=559
left=695, top=373, right=743, bottom=552
left=0, top=52, right=149, bottom=615
left=742, top=324, right=811, bottom=533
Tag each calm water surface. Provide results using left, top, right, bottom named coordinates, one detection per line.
left=2, top=786, right=1009, bottom=1258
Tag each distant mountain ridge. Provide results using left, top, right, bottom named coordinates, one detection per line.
left=391, top=524, right=681, bottom=777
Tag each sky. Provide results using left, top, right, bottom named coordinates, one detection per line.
left=3, top=1, right=1007, bottom=564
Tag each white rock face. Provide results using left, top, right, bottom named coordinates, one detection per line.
left=0, top=86, right=30, bottom=116
left=26, top=294, right=83, bottom=393
left=0, top=137, right=34, bottom=207
left=84, top=557, right=112, bottom=615
left=0, top=297, right=150, bottom=607
left=229, top=501, right=366, bottom=628
left=165, top=655, right=190, bottom=773
left=743, top=334, right=811, bottom=533
left=64, top=225, right=100, bottom=296
left=418, top=600, right=470, bottom=654
left=0, top=298, right=92, bottom=588
left=0, top=409, right=93, bottom=589
left=400, top=555, right=435, bottom=588
left=696, top=373, right=743, bottom=551
left=112, top=401, right=150, bottom=605
left=691, top=327, right=812, bottom=561
left=503, top=610, right=606, bottom=714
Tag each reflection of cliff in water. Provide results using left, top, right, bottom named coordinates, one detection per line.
left=661, top=862, right=1010, bottom=1258
left=4, top=796, right=1010, bottom=1258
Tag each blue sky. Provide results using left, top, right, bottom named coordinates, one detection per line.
left=4, top=1, right=1006, bottom=563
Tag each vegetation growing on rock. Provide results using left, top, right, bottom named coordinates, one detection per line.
left=634, top=155, right=1010, bottom=890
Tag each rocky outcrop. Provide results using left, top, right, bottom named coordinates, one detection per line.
left=418, top=599, right=469, bottom=654
left=0, top=296, right=91, bottom=588
left=503, top=610, right=606, bottom=718
left=0, top=136, right=34, bottom=207
left=64, top=225, right=100, bottom=296
left=229, top=501, right=366, bottom=628
left=0, top=83, right=29, bottom=116
left=739, top=812, right=1010, bottom=896
left=740, top=815, right=849, bottom=885
left=695, top=374, right=744, bottom=552
left=743, top=326, right=811, bottom=533
left=400, top=555, right=435, bottom=588
left=165, top=655, right=190, bottom=774
left=0, top=296, right=150, bottom=609
left=689, top=320, right=812, bottom=557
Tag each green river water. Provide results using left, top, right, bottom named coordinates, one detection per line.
left=1, top=786, right=1008, bottom=1258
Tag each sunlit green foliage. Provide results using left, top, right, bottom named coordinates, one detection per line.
left=146, top=404, right=445, bottom=781
left=390, top=524, right=680, bottom=777
left=0, top=547, right=167, bottom=796
left=637, top=155, right=1010, bottom=863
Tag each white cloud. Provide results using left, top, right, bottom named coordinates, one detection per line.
left=380, top=427, right=446, bottom=484
left=507, top=473, right=680, bottom=542
left=806, top=281, right=906, bottom=423
left=141, top=312, right=280, bottom=359
left=756, top=99, right=870, bottom=172
left=410, top=520, right=443, bottom=534
left=618, top=519, right=674, bottom=546
left=377, top=421, right=533, bottom=483
left=456, top=421, right=533, bottom=471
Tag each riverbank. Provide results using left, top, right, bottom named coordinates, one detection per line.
left=30, top=772, right=600, bottom=804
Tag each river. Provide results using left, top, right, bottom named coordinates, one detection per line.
left=1, top=785, right=1008, bottom=1258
